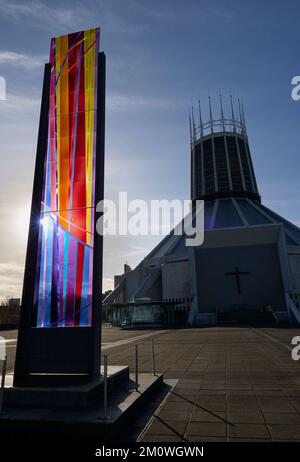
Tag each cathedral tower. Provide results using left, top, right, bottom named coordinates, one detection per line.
left=190, top=95, right=260, bottom=203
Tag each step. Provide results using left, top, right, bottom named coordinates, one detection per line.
left=3, top=366, right=129, bottom=408
left=0, top=373, right=163, bottom=442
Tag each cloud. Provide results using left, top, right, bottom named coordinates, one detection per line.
left=127, top=0, right=235, bottom=25
left=125, top=245, right=151, bottom=258
left=0, top=0, right=145, bottom=35
left=103, top=277, right=114, bottom=292
left=0, top=51, right=46, bottom=71
left=0, top=261, right=24, bottom=299
left=0, top=0, right=94, bottom=30
left=107, top=93, right=184, bottom=113
left=107, top=245, right=151, bottom=259
left=3, top=92, right=40, bottom=109
left=0, top=91, right=40, bottom=126
left=0, top=262, right=24, bottom=275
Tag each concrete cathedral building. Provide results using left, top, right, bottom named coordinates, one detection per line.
left=104, top=96, right=300, bottom=327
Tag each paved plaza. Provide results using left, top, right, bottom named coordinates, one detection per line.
left=1, top=325, right=300, bottom=441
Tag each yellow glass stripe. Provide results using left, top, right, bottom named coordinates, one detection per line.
left=56, top=34, right=69, bottom=231
left=84, top=29, right=96, bottom=245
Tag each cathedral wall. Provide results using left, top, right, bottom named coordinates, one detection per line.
left=195, top=243, right=286, bottom=313
left=125, top=266, right=162, bottom=301
left=125, top=266, right=150, bottom=300
left=162, top=260, right=191, bottom=301
left=288, top=253, right=300, bottom=291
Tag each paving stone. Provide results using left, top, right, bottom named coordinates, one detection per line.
left=227, top=396, right=260, bottom=413
left=285, top=390, right=300, bottom=397
left=228, top=423, right=270, bottom=439
left=196, top=396, right=226, bottom=412
left=227, top=390, right=256, bottom=396
left=254, top=390, right=285, bottom=396
left=289, top=398, right=300, bottom=412
left=226, top=384, right=253, bottom=390
left=168, top=393, right=197, bottom=403
left=269, top=425, right=300, bottom=440
left=140, top=434, right=182, bottom=442
left=161, top=401, right=193, bottom=413
left=146, top=419, right=183, bottom=437
left=186, top=422, right=226, bottom=437
left=198, top=389, right=226, bottom=396
left=191, top=410, right=226, bottom=423
left=174, top=383, right=200, bottom=390
left=264, top=413, right=300, bottom=424
left=186, top=436, right=226, bottom=442
left=154, top=419, right=187, bottom=435
left=157, top=411, right=190, bottom=421
left=227, top=411, right=265, bottom=424
left=258, top=397, right=297, bottom=413
left=228, top=437, right=271, bottom=442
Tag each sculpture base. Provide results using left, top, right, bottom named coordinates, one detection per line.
left=0, top=370, right=164, bottom=442
left=3, top=366, right=129, bottom=408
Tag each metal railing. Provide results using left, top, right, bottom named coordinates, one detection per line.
left=103, top=353, right=110, bottom=420
left=134, top=338, right=157, bottom=392
left=99, top=338, right=158, bottom=418
left=151, top=338, right=156, bottom=376
left=193, top=117, right=246, bottom=140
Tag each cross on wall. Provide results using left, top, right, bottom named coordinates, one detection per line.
left=225, top=266, right=249, bottom=294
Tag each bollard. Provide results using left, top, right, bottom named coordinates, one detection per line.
left=151, top=338, right=156, bottom=376
left=135, top=344, right=139, bottom=391
left=0, top=355, right=7, bottom=416
left=103, top=354, right=111, bottom=420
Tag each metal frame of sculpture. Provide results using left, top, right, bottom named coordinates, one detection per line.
left=14, top=28, right=105, bottom=386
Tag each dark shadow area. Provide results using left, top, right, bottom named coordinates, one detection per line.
left=119, top=381, right=173, bottom=442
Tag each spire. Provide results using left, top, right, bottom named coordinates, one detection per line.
left=219, top=91, right=225, bottom=132
left=191, top=104, right=196, bottom=140
left=230, top=94, right=236, bottom=133
left=238, top=98, right=244, bottom=134
left=198, top=99, right=203, bottom=137
left=241, top=101, right=247, bottom=134
left=208, top=95, right=213, bottom=134
left=188, top=110, right=193, bottom=145
left=238, top=97, right=242, bottom=122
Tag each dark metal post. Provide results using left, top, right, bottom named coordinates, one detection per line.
left=92, top=51, right=106, bottom=378
left=135, top=344, right=139, bottom=391
left=0, top=356, right=7, bottom=415
left=151, top=338, right=156, bottom=376
left=103, top=354, right=110, bottom=420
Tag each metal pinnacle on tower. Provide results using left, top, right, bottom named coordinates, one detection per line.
left=230, top=94, right=236, bottom=133
left=238, top=98, right=243, bottom=133
left=219, top=91, right=225, bottom=132
left=189, top=93, right=247, bottom=139
left=241, top=101, right=247, bottom=134
left=191, top=105, right=196, bottom=142
left=198, top=99, right=203, bottom=137
left=188, top=111, right=193, bottom=145
left=208, top=95, right=213, bottom=134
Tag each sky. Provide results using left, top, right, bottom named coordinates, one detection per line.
left=0, top=0, right=299, bottom=299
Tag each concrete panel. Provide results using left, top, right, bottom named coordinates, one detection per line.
left=162, top=260, right=191, bottom=300
left=196, top=243, right=286, bottom=313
